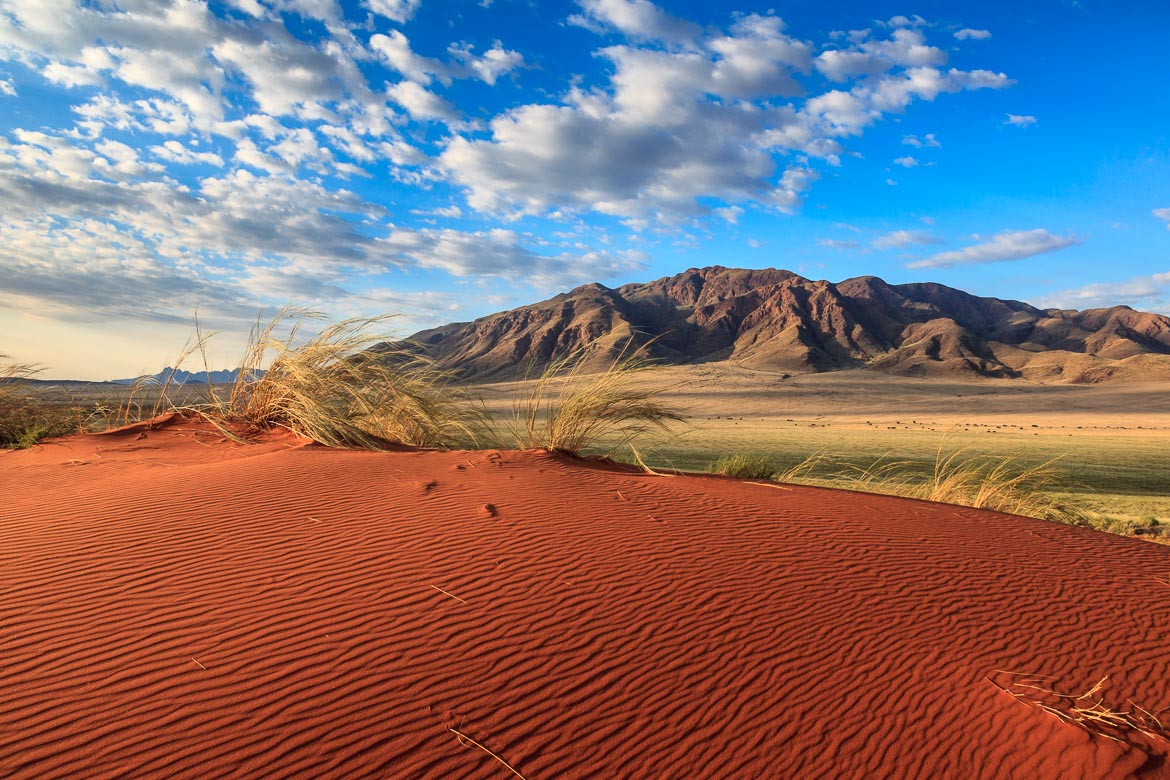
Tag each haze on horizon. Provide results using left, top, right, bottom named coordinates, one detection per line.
left=0, top=0, right=1167, bottom=380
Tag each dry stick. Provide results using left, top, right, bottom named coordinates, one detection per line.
left=430, top=585, right=469, bottom=604
left=745, top=482, right=793, bottom=490
left=448, top=727, right=527, bottom=780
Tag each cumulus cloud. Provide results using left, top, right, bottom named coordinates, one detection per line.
left=371, top=31, right=524, bottom=88
left=1005, top=113, right=1037, bottom=127
left=902, top=132, right=939, bottom=147
left=365, top=0, right=422, bottom=24
left=1037, top=271, right=1170, bottom=313
left=379, top=227, right=646, bottom=289
left=1153, top=207, right=1170, bottom=228
left=815, top=27, right=946, bottom=82
left=954, top=28, right=992, bottom=40
left=448, top=40, right=525, bottom=85
left=907, top=229, right=1079, bottom=269
left=893, top=156, right=919, bottom=168
left=387, top=80, right=459, bottom=122
left=872, top=229, right=940, bottom=249
left=370, top=30, right=451, bottom=85
left=0, top=0, right=1021, bottom=352
left=442, top=12, right=1008, bottom=221
left=568, top=0, right=701, bottom=44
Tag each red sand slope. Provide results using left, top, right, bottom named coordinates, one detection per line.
left=2, top=416, right=1169, bottom=779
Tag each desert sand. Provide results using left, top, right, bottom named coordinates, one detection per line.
left=2, top=414, right=1169, bottom=778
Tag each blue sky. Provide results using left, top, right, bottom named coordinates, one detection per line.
left=1, top=0, right=1167, bottom=379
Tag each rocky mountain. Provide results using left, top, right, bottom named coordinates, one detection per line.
left=408, top=266, right=1170, bottom=383
left=112, top=367, right=260, bottom=385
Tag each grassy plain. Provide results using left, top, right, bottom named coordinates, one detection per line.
left=13, top=362, right=1170, bottom=526
left=475, top=364, right=1170, bottom=525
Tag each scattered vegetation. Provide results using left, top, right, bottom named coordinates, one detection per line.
left=510, top=341, right=683, bottom=455
left=706, top=446, right=1136, bottom=532
left=710, top=452, right=780, bottom=480
left=993, top=671, right=1169, bottom=744
left=0, top=356, right=77, bottom=448
left=139, top=308, right=485, bottom=449
left=823, top=449, right=1091, bottom=526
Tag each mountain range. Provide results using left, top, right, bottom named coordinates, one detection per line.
left=408, top=266, right=1170, bottom=384
left=111, top=368, right=259, bottom=386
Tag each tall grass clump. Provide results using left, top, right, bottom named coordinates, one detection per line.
left=829, top=448, right=1090, bottom=525
left=710, top=452, right=779, bottom=480
left=511, top=340, right=683, bottom=455
left=147, top=308, right=482, bottom=450
left=0, top=356, right=76, bottom=448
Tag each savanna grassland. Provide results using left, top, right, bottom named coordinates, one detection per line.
left=10, top=360, right=1170, bottom=532
left=475, top=364, right=1170, bottom=528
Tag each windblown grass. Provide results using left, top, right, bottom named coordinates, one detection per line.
left=143, top=309, right=483, bottom=449
left=510, top=340, right=683, bottom=454
left=0, top=356, right=77, bottom=448
left=822, top=448, right=1090, bottom=524
left=711, top=451, right=832, bottom=481
left=710, top=452, right=780, bottom=480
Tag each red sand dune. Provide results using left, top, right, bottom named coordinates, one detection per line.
left=2, top=415, right=1169, bottom=779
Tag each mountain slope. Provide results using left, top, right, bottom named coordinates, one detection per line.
left=408, top=266, right=1170, bottom=383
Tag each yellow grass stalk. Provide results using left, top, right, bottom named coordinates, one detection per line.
left=510, top=339, right=683, bottom=455
left=142, top=308, right=484, bottom=450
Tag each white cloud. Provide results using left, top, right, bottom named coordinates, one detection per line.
left=954, top=28, right=992, bottom=40
left=902, top=132, right=939, bottom=147
left=1006, top=113, right=1037, bottom=127
left=387, top=80, right=459, bottom=122
left=1153, top=207, right=1170, bottom=228
left=379, top=227, right=646, bottom=289
left=0, top=78, right=15, bottom=96
left=907, top=229, right=1079, bottom=269
left=714, top=205, right=743, bottom=223
left=1037, top=272, right=1170, bottom=313
left=370, top=31, right=451, bottom=86
left=372, top=31, right=524, bottom=88
left=568, top=0, right=701, bottom=44
left=365, top=0, right=422, bottom=24
left=411, top=205, right=463, bottom=218
left=893, top=156, right=918, bottom=167
left=441, top=16, right=1008, bottom=222
left=449, top=40, right=525, bottom=85
left=872, top=229, right=940, bottom=249
left=815, top=28, right=946, bottom=82
left=817, top=238, right=860, bottom=250
left=151, top=140, right=224, bottom=167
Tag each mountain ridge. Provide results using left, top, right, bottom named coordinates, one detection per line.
left=408, top=266, right=1170, bottom=384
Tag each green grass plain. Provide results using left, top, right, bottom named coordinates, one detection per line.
left=12, top=364, right=1170, bottom=527
left=475, top=364, right=1170, bottom=525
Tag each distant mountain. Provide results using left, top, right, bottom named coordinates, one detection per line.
left=407, top=266, right=1170, bottom=383
left=112, top=367, right=261, bottom=386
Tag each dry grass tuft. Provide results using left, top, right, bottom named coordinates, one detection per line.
left=819, top=447, right=1090, bottom=525
left=510, top=340, right=683, bottom=455
left=0, top=356, right=77, bottom=448
left=992, top=671, right=1169, bottom=744
left=144, top=308, right=483, bottom=449
left=710, top=452, right=780, bottom=480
